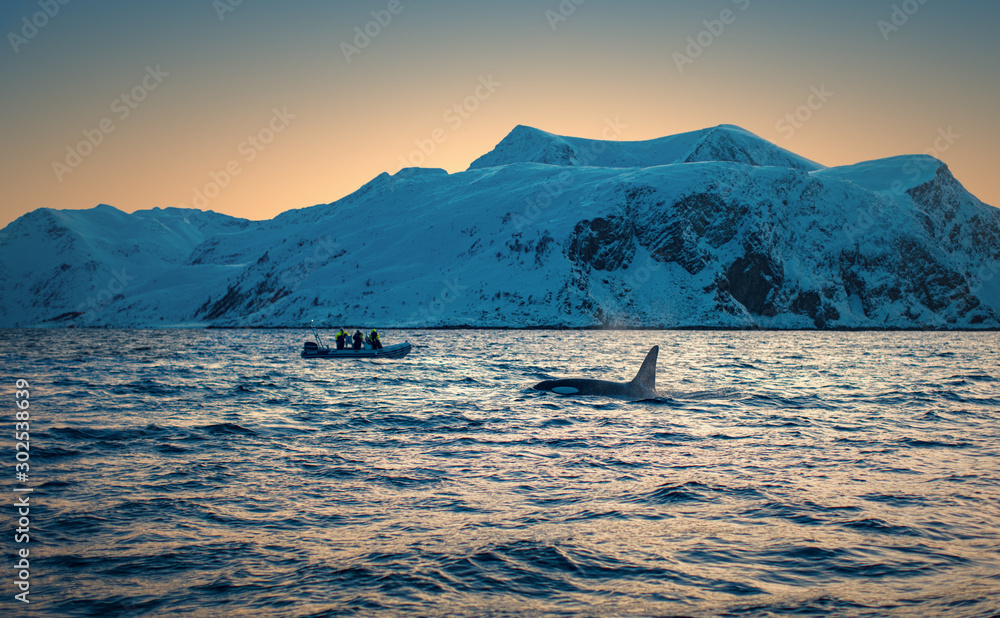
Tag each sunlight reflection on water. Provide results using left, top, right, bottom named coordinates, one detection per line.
left=2, top=328, right=999, bottom=616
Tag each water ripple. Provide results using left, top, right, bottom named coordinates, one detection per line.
left=4, top=328, right=999, bottom=617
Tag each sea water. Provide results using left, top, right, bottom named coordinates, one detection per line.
left=2, top=329, right=999, bottom=617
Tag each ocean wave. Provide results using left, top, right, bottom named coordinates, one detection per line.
left=6, top=329, right=1000, bottom=617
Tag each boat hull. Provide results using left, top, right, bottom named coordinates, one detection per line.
left=302, top=342, right=412, bottom=360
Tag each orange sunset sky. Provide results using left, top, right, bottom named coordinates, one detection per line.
left=2, top=0, right=998, bottom=229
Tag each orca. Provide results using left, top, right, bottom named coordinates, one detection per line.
left=532, top=346, right=658, bottom=400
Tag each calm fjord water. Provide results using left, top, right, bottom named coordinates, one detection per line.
left=3, top=329, right=999, bottom=617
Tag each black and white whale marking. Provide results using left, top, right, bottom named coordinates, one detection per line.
left=532, top=346, right=658, bottom=400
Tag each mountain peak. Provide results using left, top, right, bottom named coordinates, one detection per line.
left=468, top=124, right=823, bottom=172
left=813, top=154, right=947, bottom=196
left=682, top=125, right=823, bottom=170
left=468, top=125, right=580, bottom=170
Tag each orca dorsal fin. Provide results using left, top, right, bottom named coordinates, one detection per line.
left=630, top=346, right=658, bottom=393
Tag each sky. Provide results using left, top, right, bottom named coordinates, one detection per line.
left=1, top=0, right=998, bottom=229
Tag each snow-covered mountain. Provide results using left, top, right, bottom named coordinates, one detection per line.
left=468, top=124, right=823, bottom=172
left=2, top=124, right=998, bottom=328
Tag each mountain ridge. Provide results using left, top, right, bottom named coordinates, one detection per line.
left=1, top=124, right=998, bottom=329
left=468, top=124, right=824, bottom=172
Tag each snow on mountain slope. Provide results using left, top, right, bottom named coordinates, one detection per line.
left=0, top=205, right=255, bottom=325
left=468, top=124, right=823, bottom=172
left=813, top=157, right=1000, bottom=313
left=2, top=125, right=998, bottom=329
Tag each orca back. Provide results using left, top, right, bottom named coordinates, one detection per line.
left=629, top=346, right=658, bottom=395
left=532, top=345, right=659, bottom=399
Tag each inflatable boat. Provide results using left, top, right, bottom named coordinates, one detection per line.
left=301, top=323, right=411, bottom=360
left=301, top=340, right=412, bottom=360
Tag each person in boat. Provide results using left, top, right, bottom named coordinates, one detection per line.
left=370, top=328, right=382, bottom=350
left=335, top=328, right=348, bottom=350
left=353, top=329, right=364, bottom=350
